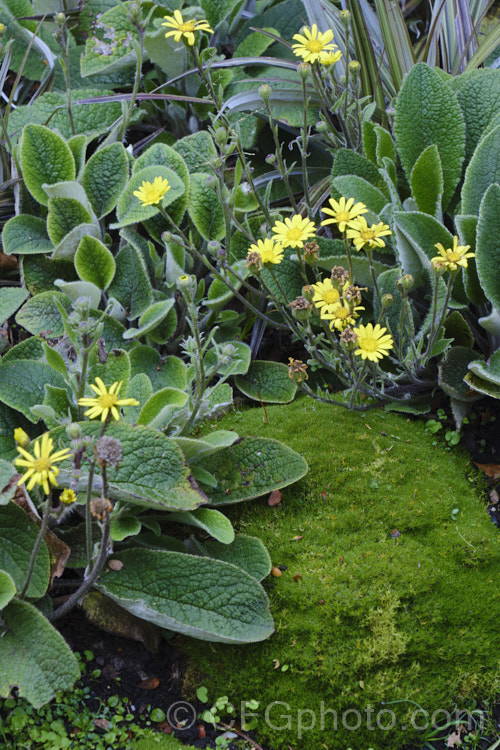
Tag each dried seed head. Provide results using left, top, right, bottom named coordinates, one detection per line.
left=340, top=325, right=358, bottom=345
left=95, top=435, right=123, bottom=469
left=288, top=358, right=308, bottom=383
left=331, top=266, right=350, bottom=285
left=90, top=497, right=113, bottom=521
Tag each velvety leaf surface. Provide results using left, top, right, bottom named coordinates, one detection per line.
left=82, top=143, right=129, bottom=218
left=410, top=144, right=444, bottom=217
left=20, top=125, right=75, bottom=206
left=0, top=570, right=16, bottom=608
left=438, top=347, right=481, bottom=401
left=0, top=599, right=80, bottom=707
left=204, top=534, right=272, bottom=581
left=52, top=422, right=203, bottom=511
left=196, top=437, right=308, bottom=505
left=394, top=63, right=465, bottom=207
left=0, top=360, right=67, bottom=422
left=15, top=292, right=72, bottom=338
left=47, top=197, right=93, bottom=245
left=0, top=288, right=29, bottom=326
left=168, top=508, right=235, bottom=544
left=475, top=183, right=500, bottom=310
left=97, top=547, right=274, bottom=643
left=74, top=235, right=116, bottom=289
left=462, top=125, right=500, bottom=216
left=450, top=70, right=500, bottom=161
left=2, top=216, right=53, bottom=256
left=235, top=360, right=297, bottom=403
left=123, top=299, right=175, bottom=340
left=331, top=175, right=389, bottom=215
left=108, top=245, right=153, bottom=319
left=0, top=503, right=50, bottom=599
left=137, top=387, right=188, bottom=430
left=187, top=173, right=225, bottom=241
left=173, top=131, right=217, bottom=173
left=113, top=166, right=185, bottom=229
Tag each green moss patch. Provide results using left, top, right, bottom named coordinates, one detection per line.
left=182, top=399, right=500, bottom=750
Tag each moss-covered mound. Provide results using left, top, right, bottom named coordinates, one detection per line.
left=182, top=399, right=500, bottom=750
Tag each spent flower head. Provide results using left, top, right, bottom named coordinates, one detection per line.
left=346, top=217, right=392, bottom=251
left=133, top=177, right=170, bottom=207
left=271, top=214, right=316, bottom=249
left=292, top=25, right=339, bottom=64
left=15, top=433, right=71, bottom=495
left=353, top=323, right=394, bottom=362
left=79, top=378, right=139, bottom=422
left=431, top=236, right=474, bottom=272
left=288, top=358, right=308, bottom=383
left=161, top=9, right=213, bottom=45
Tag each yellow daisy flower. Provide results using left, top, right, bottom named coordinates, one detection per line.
left=271, top=214, right=316, bottom=249
left=15, top=433, right=71, bottom=495
left=321, top=300, right=364, bottom=331
left=60, top=488, right=77, bottom=505
left=133, top=177, right=170, bottom=207
left=162, top=9, right=213, bottom=46
left=311, top=278, right=341, bottom=314
left=292, top=25, right=339, bottom=64
left=431, top=236, right=475, bottom=272
left=247, top=238, right=284, bottom=265
left=353, top=323, right=394, bottom=362
left=346, top=216, right=392, bottom=251
left=79, top=378, right=139, bottom=422
left=320, top=196, right=368, bottom=233
left=319, top=49, right=343, bottom=66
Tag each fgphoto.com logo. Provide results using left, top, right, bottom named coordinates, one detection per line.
left=166, top=700, right=485, bottom=740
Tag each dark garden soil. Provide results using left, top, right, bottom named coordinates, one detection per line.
left=51, top=398, right=500, bottom=750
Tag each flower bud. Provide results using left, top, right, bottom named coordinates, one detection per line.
left=315, top=120, right=328, bottom=133
left=176, top=274, right=197, bottom=301
left=396, top=274, right=414, bottom=293
left=14, top=427, right=30, bottom=447
left=349, top=60, right=360, bottom=76
left=297, top=62, right=310, bottom=79
left=258, top=84, right=272, bottom=102
left=82, top=435, right=93, bottom=450
left=265, top=153, right=276, bottom=165
left=66, top=422, right=82, bottom=440
left=381, top=293, right=394, bottom=309
left=213, top=127, right=227, bottom=146
left=301, top=285, right=314, bottom=303
left=207, top=240, right=221, bottom=256
left=0, top=23, right=6, bottom=35
left=55, top=12, right=65, bottom=26
left=340, top=9, right=351, bottom=27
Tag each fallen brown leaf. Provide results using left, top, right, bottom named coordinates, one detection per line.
left=94, top=718, right=110, bottom=731
left=473, top=462, right=500, bottom=479
left=446, top=728, right=463, bottom=747
left=268, top=489, right=282, bottom=506
left=137, top=676, right=160, bottom=690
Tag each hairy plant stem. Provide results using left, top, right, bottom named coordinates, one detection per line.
left=422, top=273, right=454, bottom=364
left=119, top=34, right=144, bottom=141
left=300, top=76, right=312, bottom=214
left=85, top=416, right=110, bottom=573
left=262, top=98, right=298, bottom=212
left=19, top=492, right=52, bottom=600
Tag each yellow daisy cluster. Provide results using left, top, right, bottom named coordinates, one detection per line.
left=311, top=276, right=364, bottom=330
left=246, top=214, right=317, bottom=267
left=292, top=25, right=342, bottom=66
left=431, top=236, right=475, bottom=272
left=320, top=196, right=392, bottom=250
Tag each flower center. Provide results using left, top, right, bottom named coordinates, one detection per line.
left=335, top=306, right=349, bottom=319
left=98, top=393, right=119, bottom=409
left=34, top=457, right=52, bottom=472
left=359, top=336, right=378, bottom=352
left=306, top=40, right=324, bottom=53
left=179, top=20, right=196, bottom=32
left=323, top=289, right=340, bottom=304
left=361, top=229, right=375, bottom=241
left=287, top=228, right=304, bottom=240
left=336, top=211, right=350, bottom=223
left=447, top=251, right=461, bottom=262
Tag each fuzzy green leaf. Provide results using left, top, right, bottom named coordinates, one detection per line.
left=82, top=143, right=129, bottom=218
left=122, top=299, right=175, bottom=340
left=113, top=166, right=186, bottom=229
left=410, top=144, right=444, bottom=218
left=174, top=431, right=239, bottom=462
left=123, top=373, right=152, bottom=424
left=200, top=0, right=243, bottom=27
left=96, top=548, right=274, bottom=643
left=47, top=198, right=93, bottom=245
left=204, top=341, right=251, bottom=377
left=133, top=143, right=190, bottom=226
left=394, top=211, right=453, bottom=276
left=2, top=216, right=53, bottom=256
left=20, top=125, right=75, bottom=206
left=0, top=503, right=50, bottom=599
left=331, top=175, right=389, bottom=216
left=187, top=173, right=225, bottom=241
left=110, top=516, right=142, bottom=542
left=0, top=460, right=17, bottom=505
left=86, top=349, right=131, bottom=400
left=168, top=508, right=235, bottom=545
left=15, top=292, right=72, bottom=338
left=0, top=599, right=80, bottom=707
left=467, top=349, right=500, bottom=388
left=51, top=225, right=101, bottom=261
left=476, top=183, right=500, bottom=310
left=195, top=437, right=308, bottom=506
left=52, top=421, right=204, bottom=511
left=394, top=63, right=465, bottom=208
left=0, top=570, right=16, bottom=609
left=0, top=288, right=29, bottom=326
left=74, top=236, right=116, bottom=290
left=80, top=2, right=138, bottom=77
left=462, top=125, right=500, bottom=216
left=137, top=388, right=189, bottom=430
left=173, top=131, right=217, bottom=173
left=204, top=535, right=271, bottom=581
left=0, top=359, right=67, bottom=422
left=438, top=346, right=482, bottom=402
left=108, top=245, right=153, bottom=319
left=235, top=360, right=297, bottom=403
left=450, top=69, right=500, bottom=162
